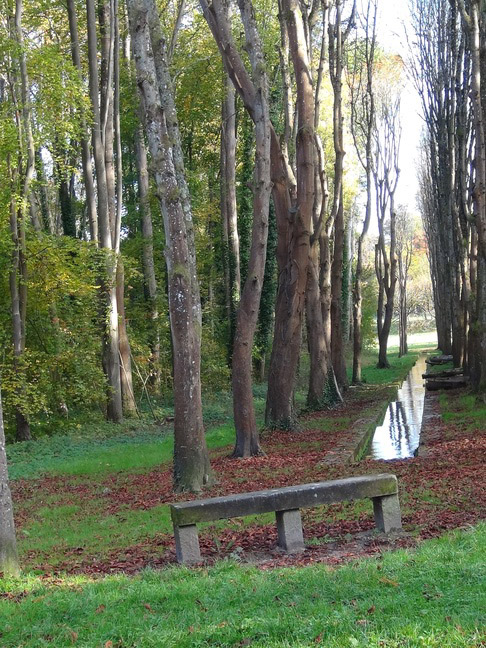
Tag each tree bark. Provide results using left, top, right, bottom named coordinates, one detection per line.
left=128, top=0, right=211, bottom=491
left=86, top=0, right=123, bottom=422
left=0, top=384, right=19, bottom=577
left=116, top=260, right=138, bottom=415
left=231, top=0, right=272, bottom=457
left=67, top=0, right=98, bottom=243
left=9, top=0, right=32, bottom=441
left=134, top=122, right=160, bottom=385
left=200, top=0, right=312, bottom=430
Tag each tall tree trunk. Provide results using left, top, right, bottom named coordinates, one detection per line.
left=67, top=0, right=98, bottom=242
left=200, top=0, right=312, bottom=430
left=221, top=5, right=240, bottom=313
left=10, top=0, right=32, bottom=442
left=328, top=0, right=353, bottom=389
left=86, top=0, right=123, bottom=422
left=116, top=261, right=138, bottom=415
left=8, top=176, right=30, bottom=442
left=0, top=384, right=19, bottom=577
left=231, top=0, right=272, bottom=457
left=128, top=0, right=211, bottom=491
left=134, top=122, right=160, bottom=385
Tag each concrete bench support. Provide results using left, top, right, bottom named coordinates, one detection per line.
left=276, top=509, right=304, bottom=553
left=170, top=474, right=402, bottom=564
left=372, top=493, right=402, bottom=533
left=174, top=524, right=201, bottom=565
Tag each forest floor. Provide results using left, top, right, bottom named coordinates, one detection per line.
left=6, top=343, right=486, bottom=573
left=1, top=343, right=485, bottom=647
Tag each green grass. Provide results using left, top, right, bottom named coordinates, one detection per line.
left=357, top=349, right=421, bottom=386
left=1, top=524, right=485, bottom=647
left=439, top=392, right=486, bottom=431
left=7, top=345, right=434, bottom=482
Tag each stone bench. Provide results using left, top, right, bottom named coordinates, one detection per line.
left=170, top=473, right=402, bottom=564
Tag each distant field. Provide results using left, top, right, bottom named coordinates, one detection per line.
left=386, top=330, right=438, bottom=350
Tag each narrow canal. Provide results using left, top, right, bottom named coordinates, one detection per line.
left=368, top=355, right=427, bottom=460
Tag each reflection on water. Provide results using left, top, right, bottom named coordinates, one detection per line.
left=369, top=355, right=427, bottom=460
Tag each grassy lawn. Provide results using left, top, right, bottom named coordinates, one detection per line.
left=0, top=525, right=484, bottom=648
left=9, top=344, right=452, bottom=571
left=4, top=339, right=485, bottom=647
left=7, top=346, right=427, bottom=481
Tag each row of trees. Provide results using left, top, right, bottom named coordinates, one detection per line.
left=0, top=0, right=411, bottom=494
left=411, top=0, right=486, bottom=392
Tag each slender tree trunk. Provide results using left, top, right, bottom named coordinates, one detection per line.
left=331, top=195, right=347, bottom=384
left=200, top=0, right=313, bottom=429
left=86, top=0, right=123, bottom=422
left=0, top=384, right=19, bottom=577
left=128, top=0, right=211, bottom=491
left=231, top=0, right=272, bottom=457
left=134, top=122, right=160, bottom=385
left=328, top=0, right=352, bottom=389
left=221, top=10, right=240, bottom=309
left=67, top=0, right=98, bottom=242
left=10, top=0, right=32, bottom=442
left=116, top=261, right=138, bottom=415
left=8, top=180, right=30, bottom=442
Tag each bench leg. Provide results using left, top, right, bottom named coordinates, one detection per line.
left=373, top=494, right=402, bottom=533
left=276, top=509, right=304, bottom=553
left=174, top=524, right=201, bottom=565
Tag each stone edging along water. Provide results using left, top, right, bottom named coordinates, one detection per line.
left=417, top=391, right=442, bottom=457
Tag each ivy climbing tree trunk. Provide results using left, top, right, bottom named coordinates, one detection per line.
left=128, top=0, right=211, bottom=491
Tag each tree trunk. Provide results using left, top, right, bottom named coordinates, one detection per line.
left=221, top=17, right=240, bottom=310
left=134, top=122, right=160, bottom=385
left=328, top=0, right=351, bottom=389
left=67, top=0, right=98, bottom=242
left=0, top=384, right=19, bottom=577
left=116, top=261, right=138, bottom=415
left=9, top=0, right=32, bottom=442
left=200, top=0, right=312, bottom=430
left=128, top=0, right=211, bottom=491
left=231, top=0, right=271, bottom=457
left=86, top=0, right=123, bottom=422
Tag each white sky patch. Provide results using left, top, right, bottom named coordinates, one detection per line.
left=376, top=0, right=423, bottom=214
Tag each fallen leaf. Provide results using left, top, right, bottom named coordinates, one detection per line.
left=143, top=603, right=153, bottom=612
left=95, top=605, right=105, bottom=614
left=367, top=605, right=376, bottom=614
left=314, top=632, right=323, bottom=643
left=69, top=630, right=78, bottom=644
left=356, top=619, right=368, bottom=626
left=104, top=642, right=113, bottom=648
left=379, top=577, right=399, bottom=587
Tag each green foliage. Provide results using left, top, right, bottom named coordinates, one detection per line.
left=361, top=265, right=379, bottom=350
left=0, top=234, right=109, bottom=437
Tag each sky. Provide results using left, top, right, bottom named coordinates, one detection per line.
left=376, top=0, right=423, bottom=214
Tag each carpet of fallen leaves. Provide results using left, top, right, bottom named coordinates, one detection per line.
left=11, top=388, right=486, bottom=575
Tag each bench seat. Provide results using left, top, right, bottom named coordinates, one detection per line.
left=170, top=473, right=402, bottom=564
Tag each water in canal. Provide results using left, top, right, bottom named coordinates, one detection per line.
left=368, top=355, right=427, bottom=460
